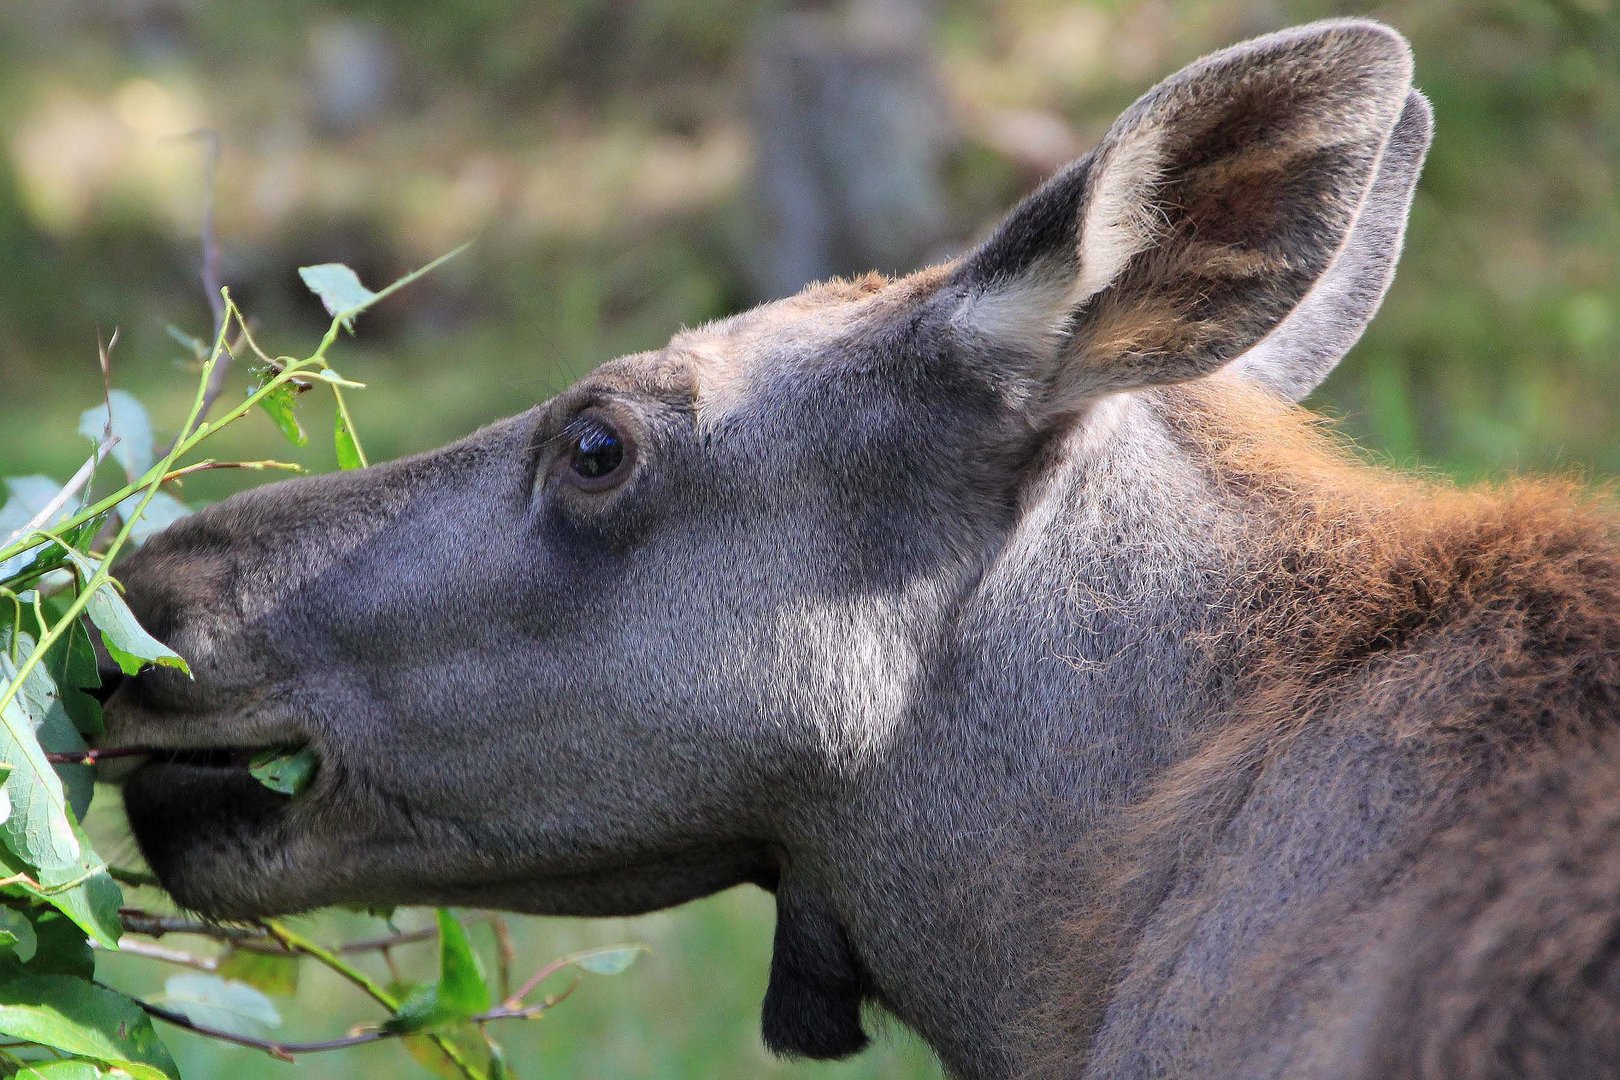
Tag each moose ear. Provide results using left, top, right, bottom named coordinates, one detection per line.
left=948, top=20, right=1417, bottom=419
left=1227, top=89, right=1431, bottom=400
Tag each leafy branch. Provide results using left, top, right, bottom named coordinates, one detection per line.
left=139, top=980, right=574, bottom=1063
left=0, top=237, right=659, bottom=1080
left=110, top=909, right=642, bottom=1076
left=2, top=193, right=649, bottom=1075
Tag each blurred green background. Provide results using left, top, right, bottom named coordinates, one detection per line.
left=2, top=0, right=1616, bottom=1077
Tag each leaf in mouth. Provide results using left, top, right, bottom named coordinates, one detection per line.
left=247, top=747, right=318, bottom=797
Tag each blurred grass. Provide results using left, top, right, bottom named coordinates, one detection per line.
left=3, top=0, right=1617, bottom=1077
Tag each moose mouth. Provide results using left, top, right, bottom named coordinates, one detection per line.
left=98, top=665, right=326, bottom=913
left=119, top=747, right=310, bottom=917
left=94, top=744, right=300, bottom=784
left=116, top=746, right=260, bottom=769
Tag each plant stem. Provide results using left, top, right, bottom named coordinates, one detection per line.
left=139, top=990, right=557, bottom=1063
left=107, top=865, right=161, bottom=889
left=0, top=311, right=228, bottom=720
left=265, top=919, right=488, bottom=1080
left=0, top=300, right=327, bottom=568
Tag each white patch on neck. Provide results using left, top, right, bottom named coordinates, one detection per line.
left=766, top=583, right=946, bottom=772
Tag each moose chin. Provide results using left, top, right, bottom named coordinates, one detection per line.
left=101, top=19, right=1620, bottom=1080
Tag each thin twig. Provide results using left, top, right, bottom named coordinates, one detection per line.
left=101, top=937, right=219, bottom=972
left=492, top=918, right=515, bottom=1002
left=140, top=1000, right=386, bottom=1062
left=233, top=915, right=488, bottom=957
left=2, top=434, right=119, bottom=549
left=139, top=993, right=562, bottom=1063
left=119, top=910, right=268, bottom=941
left=43, top=745, right=149, bottom=765
left=504, top=954, right=575, bottom=1011
left=160, top=459, right=304, bottom=483
left=236, top=922, right=435, bottom=956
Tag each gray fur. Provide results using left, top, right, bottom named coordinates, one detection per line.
left=98, top=21, right=1619, bottom=1080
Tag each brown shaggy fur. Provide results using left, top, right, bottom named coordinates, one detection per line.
left=1328, top=724, right=1620, bottom=1079
left=1029, top=377, right=1620, bottom=1076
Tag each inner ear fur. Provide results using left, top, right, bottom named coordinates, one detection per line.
left=951, top=19, right=1416, bottom=417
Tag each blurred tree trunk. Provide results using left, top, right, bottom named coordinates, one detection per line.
left=747, top=0, right=950, bottom=300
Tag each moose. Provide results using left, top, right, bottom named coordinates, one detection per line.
left=100, top=20, right=1620, bottom=1079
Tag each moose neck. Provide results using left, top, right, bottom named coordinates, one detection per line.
left=776, top=390, right=1249, bottom=1078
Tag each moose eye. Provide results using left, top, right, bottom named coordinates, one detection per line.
left=563, top=417, right=629, bottom=490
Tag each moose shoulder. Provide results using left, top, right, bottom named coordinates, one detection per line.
left=101, top=20, right=1620, bottom=1080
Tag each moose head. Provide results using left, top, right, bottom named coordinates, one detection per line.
left=103, top=21, right=1439, bottom=1078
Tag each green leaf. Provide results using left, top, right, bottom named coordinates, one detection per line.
left=0, top=905, right=38, bottom=962
left=157, top=973, right=280, bottom=1038
left=254, top=382, right=307, bottom=447
left=433, top=909, right=489, bottom=1015
left=0, top=911, right=96, bottom=982
left=0, top=648, right=81, bottom=871
left=0, top=816, right=125, bottom=948
left=24, top=912, right=96, bottom=979
left=216, top=948, right=301, bottom=997
left=298, top=263, right=377, bottom=332
left=32, top=599, right=103, bottom=739
left=247, top=746, right=318, bottom=796
left=0, top=476, right=69, bottom=580
left=383, top=910, right=489, bottom=1034
left=62, top=556, right=187, bottom=678
left=0, top=975, right=178, bottom=1080
left=563, top=944, right=647, bottom=976
left=77, top=391, right=153, bottom=483
left=334, top=410, right=364, bottom=470
left=1, top=628, right=91, bottom=822
left=17, top=1059, right=106, bottom=1080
